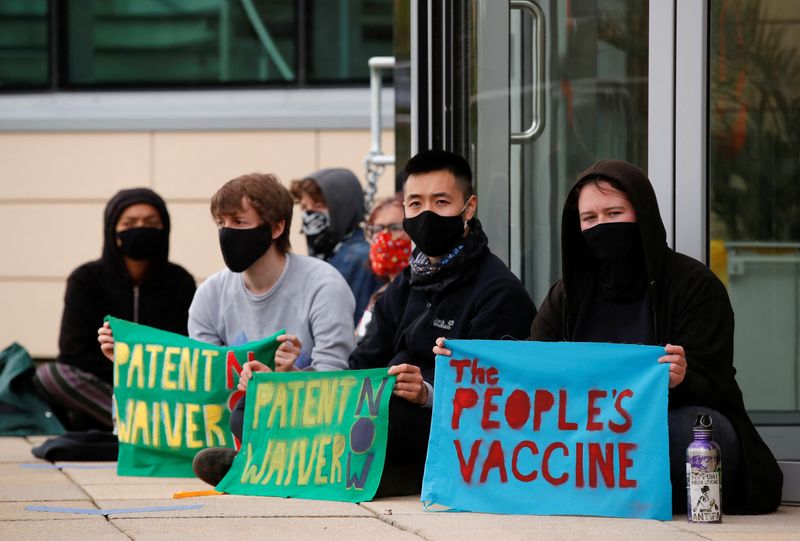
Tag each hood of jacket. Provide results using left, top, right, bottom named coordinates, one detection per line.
left=561, top=160, right=668, bottom=311
left=102, top=188, right=171, bottom=270
left=306, top=168, right=365, bottom=243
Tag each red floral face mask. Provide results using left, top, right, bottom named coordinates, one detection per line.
left=368, top=231, right=412, bottom=278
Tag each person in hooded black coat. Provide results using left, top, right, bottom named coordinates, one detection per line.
left=290, top=168, right=382, bottom=325
left=34, top=188, right=196, bottom=431
left=531, top=160, right=782, bottom=515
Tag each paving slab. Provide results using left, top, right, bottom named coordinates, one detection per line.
left=60, top=464, right=208, bottom=487
left=0, top=500, right=99, bottom=521
left=112, top=516, right=423, bottom=540
left=83, top=482, right=209, bottom=500
left=700, top=535, right=800, bottom=541
left=671, top=505, right=800, bottom=533
left=3, top=519, right=130, bottom=541
left=377, top=513, right=705, bottom=541
left=96, top=496, right=372, bottom=518
left=0, top=437, right=38, bottom=463
left=0, top=463, right=89, bottom=502
left=361, top=495, right=426, bottom=515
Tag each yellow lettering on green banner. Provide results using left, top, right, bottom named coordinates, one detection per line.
left=268, top=383, right=288, bottom=429
left=288, top=380, right=305, bottom=427
left=185, top=403, right=202, bottom=448
left=126, top=344, right=145, bottom=389
left=162, top=346, right=181, bottom=390
left=113, top=342, right=130, bottom=387
left=297, top=437, right=319, bottom=486
left=330, top=433, right=345, bottom=484
left=253, top=382, right=274, bottom=429
left=151, top=399, right=161, bottom=447
left=131, top=400, right=150, bottom=445
left=203, top=404, right=226, bottom=447
left=117, top=398, right=133, bottom=442
left=314, top=435, right=332, bottom=485
left=318, top=379, right=338, bottom=425
left=145, top=344, right=164, bottom=388
left=179, top=347, right=199, bottom=392
left=262, top=440, right=287, bottom=485
left=202, top=349, right=218, bottom=392
left=162, top=402, right=184, bottom=447
left=337, top=377, right=358, bottom=423
left=302, top=380, right=321, bottom=427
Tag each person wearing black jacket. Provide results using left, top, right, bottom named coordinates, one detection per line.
left=530, top=160, right=782, bottom=514
left=34, top=188, right=196, bottom=431
left=346, top=150, right=536, bottom=496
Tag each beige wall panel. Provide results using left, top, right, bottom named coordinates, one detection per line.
left=152, top=131, right=317, bottom=199
left=167, top=202, right=225, bottom=281
left=0, top=133, right=151, bottom=199
left=0, top=203, right=104, bottom=278
left=0, top=281, right=65, bottom=358
left=317, top=129, right=397, bottom=198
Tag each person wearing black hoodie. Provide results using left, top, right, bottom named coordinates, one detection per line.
left=530, top=160, right=782, bottom=514
left=290, top=168, right=382, bottom=325
left=34, top=188, right=196, bottom=431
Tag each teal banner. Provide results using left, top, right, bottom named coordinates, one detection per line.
left=108, top=316, right=282, bottom=477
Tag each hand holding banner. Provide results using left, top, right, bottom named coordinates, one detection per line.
left=422, top=340, right=671, bottom=520
left=217, top=368, right=395, bottom=502
left=108, top=316, right=282, bottom=477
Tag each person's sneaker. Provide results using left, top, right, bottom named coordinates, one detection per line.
left=192, top=447, right=236, bottom=486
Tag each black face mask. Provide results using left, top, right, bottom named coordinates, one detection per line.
left=301, top=210, right=336, bottom=259
left=117, top=227, right=167, bottom=261
left=218, top=225, right=272, bottom=273
left=403, top=208, right=466, bottom=257
left=582, top=222, right=647, bottom=296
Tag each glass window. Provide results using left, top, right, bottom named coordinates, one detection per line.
left=0, top=0, right=394, bottom=91
left=307, top=0, right=394, bottom=82
left=0, top=0, right=50, bottom=89
left=709, top=0, right=800, bottom=418
left=65, top=0, right=297, bottom=87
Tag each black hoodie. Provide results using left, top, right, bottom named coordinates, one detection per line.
left=56, top=188, right=196, bottom=384
left=531, top=160, right=782, bottom=514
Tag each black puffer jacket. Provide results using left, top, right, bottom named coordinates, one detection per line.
left=350, top=219, right=535, bottom=384
left=57, top=188, right=196, bottom=384
left=531, top=160, right=782, bottom=514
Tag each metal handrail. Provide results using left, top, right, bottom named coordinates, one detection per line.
left=364, top=56, right=395, bottom=211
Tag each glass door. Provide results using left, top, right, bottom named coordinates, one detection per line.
left=473, top=0, right=649, bottom=308
left=707, top=0, right=800, bottom=501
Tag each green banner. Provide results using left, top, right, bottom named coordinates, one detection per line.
left=217, top=369, right=395, bottom=502
left=108, top=316, right=282, bottom=477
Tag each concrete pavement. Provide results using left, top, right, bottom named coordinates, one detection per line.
left=2, top=436, right=798, bottom=540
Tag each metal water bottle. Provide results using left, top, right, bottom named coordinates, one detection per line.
left=686, top=413, right=722, bottom=523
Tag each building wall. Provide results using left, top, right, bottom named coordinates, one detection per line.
left=0, top=128, right=395, bottom=358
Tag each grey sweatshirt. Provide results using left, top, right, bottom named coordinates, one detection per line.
left=188, top=253, right=355, bottom=371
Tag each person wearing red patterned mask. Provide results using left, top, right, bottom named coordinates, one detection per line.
left=356, top=194, right=412, bottom=341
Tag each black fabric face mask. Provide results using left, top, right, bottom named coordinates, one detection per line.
left=403, top=209, right=466, bottom=257
left=116, top=227, right=167, bottom=261
left=582, top=221, right=647, bottom=296
left=218, top=225, right=272, bottom=273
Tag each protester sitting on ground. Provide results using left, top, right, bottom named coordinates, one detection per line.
left=38, top=188, right=195, bottom=431
left=192, top=150, right=536, bottom=497
left=355, top=193, right=412, bottom=342
left=290, top=168, right=382, bottom=326
left=100, top=172, right=356, bottom=425
left=434, top=159, right=782, bottom=515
